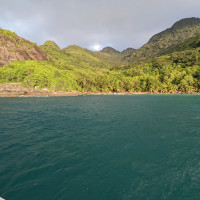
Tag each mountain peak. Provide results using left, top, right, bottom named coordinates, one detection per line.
left=64, top=45, right=83, bottom=51
left=42, top=41, right=60, bottom=49
left=149, top=17, right=200, bottom=44
left=127, top=17, right=200, bottom=61
left=101, top=46, right=120, bottom=55
left=172, top=17, right=200, bottom=29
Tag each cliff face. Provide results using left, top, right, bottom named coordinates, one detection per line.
left=0, top=29, right=48, bottom=66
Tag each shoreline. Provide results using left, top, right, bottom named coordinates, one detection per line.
left=0, top=83, right=199, bottom=97
left=0, top=92, right=199, bottom=97
left=0, top=90, right=199, bottom=97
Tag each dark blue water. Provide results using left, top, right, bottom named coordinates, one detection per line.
left=0, top=95, right=200, bottom=200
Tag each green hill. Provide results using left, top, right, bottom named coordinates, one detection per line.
left=159, top=33, right=200, bottom=55
left=1, top=18, right=200, bottom=94
left=121, top=48, right=136, bottom=60
left=62, top=45, right=107, bottom=69
left=101, top=46, right=120, bottom=55
left=129, top=17, right=200, bottom=61
left=41, top=42, right=122, bottom=70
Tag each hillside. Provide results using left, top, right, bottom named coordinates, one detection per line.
left=0, top=28, right=48, bottom=66
left=62, top=45, right=108, bottom=69
left=121, top=48, right=136, bottom=60
left=1, top=45, right=200, bottom=93
left=41, top=41, right=121, bottom=70
left=1, top=17, right=200, bottom=94
left=129, top=17, right=200, bottom=61
left=159, top=33, right=200, bottom=55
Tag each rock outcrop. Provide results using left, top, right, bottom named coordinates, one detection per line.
left=0, top=29, right=48, bottom=66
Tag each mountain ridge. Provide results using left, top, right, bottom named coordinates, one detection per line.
left=127, top=17, right=200, bottom=61
left=0, top=17, right=200, bottom=94
left=1, top=26, right=200, bottom=94
left=1, top=17, right=200, bottom=66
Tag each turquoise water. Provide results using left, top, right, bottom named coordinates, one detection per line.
left=0, top=95, right=200, bottom=200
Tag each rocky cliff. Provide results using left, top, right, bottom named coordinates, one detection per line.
left=0, top=29, right=48, bottom=66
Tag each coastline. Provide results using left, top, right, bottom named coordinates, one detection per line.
left=0, top=83, right=199, bottom=97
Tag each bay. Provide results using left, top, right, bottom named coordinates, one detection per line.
left=0, top=95, right=200, bottom=200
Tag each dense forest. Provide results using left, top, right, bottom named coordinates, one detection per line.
left=0, top=17, right=200, bottom=93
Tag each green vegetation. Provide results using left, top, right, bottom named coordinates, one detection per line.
left=1, top=46, right=200, bottom=93
left=9, top=49, right=17, bottom=53
left=101, top=46, right=120, bottom=55
left=0, top=61, right=79, bottom=91
left=40, top=41, right=118, bottom=70
left=0, top=28, right=17, bottom=39
left=128, top=17, right=200, bottom=61
left=1, top=18, right=200, bottom=93
left=25, top=41, right=34, bottom=49
left=0, top=41, right=6, bottom=46
left=0, top=28, right=35, bottom=49
left=160, top=33, right=200, bottom=55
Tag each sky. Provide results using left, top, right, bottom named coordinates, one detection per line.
left=0, top=0, right=200, bottom=51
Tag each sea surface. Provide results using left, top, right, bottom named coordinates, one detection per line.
left=0, top=95, right=200, bottom=200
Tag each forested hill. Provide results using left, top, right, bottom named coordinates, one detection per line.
left=40, top=41, right=122, bottom=69
left=159, top=32, right=200, bottom=55
left=1, top=17, right=200, bottom=66
left=0, top=17, right=200, bottom=93
left=128, top=17, right=200, bottom=61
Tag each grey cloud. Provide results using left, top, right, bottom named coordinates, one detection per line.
left=0, top=0, right=200, bottom=51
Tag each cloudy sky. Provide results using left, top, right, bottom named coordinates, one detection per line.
left=0, top=0, right=200, bottom=51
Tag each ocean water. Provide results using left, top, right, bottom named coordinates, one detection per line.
left=0, top=95, right=200, bottom=200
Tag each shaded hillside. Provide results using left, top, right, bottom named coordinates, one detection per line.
left=121, top=48, right=136, bottom=60
left=160, top=33, right=200, bottom=55
left=0, top=28, right=48, bottom=66
left=129, top=17, right=200, bottom=61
